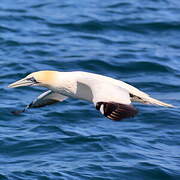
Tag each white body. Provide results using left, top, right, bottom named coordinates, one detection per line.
left=42, top=71, right=172, bottom=107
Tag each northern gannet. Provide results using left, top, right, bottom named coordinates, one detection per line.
left=8, top=71, right=174, bottom=121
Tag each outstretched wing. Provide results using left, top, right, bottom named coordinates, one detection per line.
left=28, top=90, right=68, bottom=108
left=12, top=90, right=68, bottom=115
left=92, top=83, right=138, bottom=121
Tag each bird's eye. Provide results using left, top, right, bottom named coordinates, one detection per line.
left=26, top=77, right=38, bottom=83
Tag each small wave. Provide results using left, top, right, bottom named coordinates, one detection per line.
left=46, top=20, right=106, bottom=32
left=0, top=25, right=19, bottom=33
left=76, top=59, right=174, bottom=74
left=126, top=21, right=180, bottom=31
left=134, top=162, right=179, bottom=179
left=119, top=61, right=172, bottom=72
left=29, top=2, right=51, bottom=9
left=105, top=2, right=131, bottom=8
left=0, top=7, right=26, bottom=13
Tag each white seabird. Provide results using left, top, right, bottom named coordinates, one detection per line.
left=8, top=71, right=174, bottom=121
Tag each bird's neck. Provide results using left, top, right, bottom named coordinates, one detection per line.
left=45, top=72, right=77, bottom=97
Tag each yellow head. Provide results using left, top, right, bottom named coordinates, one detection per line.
left=8, top=70, right=60, bottom=88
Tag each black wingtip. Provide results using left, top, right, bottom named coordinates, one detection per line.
left=96, top=101, right=138, bottom=121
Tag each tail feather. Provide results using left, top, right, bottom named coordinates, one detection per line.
left=144, top=97, right=174, bottom=108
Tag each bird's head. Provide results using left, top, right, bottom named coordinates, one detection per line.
left=8, top=71, right=59, bottom=88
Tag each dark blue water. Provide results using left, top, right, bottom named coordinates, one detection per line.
left=0, top=0, right=180, bottom=179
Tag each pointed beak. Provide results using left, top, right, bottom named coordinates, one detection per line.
left=8, top=78, right=35, bottom=88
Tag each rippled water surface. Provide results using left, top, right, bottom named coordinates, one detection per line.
left=0, top=0, right=180, bottom=179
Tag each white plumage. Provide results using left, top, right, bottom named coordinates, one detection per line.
left=8, top=71, right=174, bottom=120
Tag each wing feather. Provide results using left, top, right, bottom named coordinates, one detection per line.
left=29, top=90, right=68, bottom=108
left=77, top=71, right=174, bottom=107
left=92, top=83, right=131, bottom=105
left=96, top=101, right=138, bottom=121
left=90, top=83, right=137, bottom=120
left=12, top=90, right=68, bottom=115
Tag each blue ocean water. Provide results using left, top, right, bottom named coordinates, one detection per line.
left=0, top=0, right=180, bottom=179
